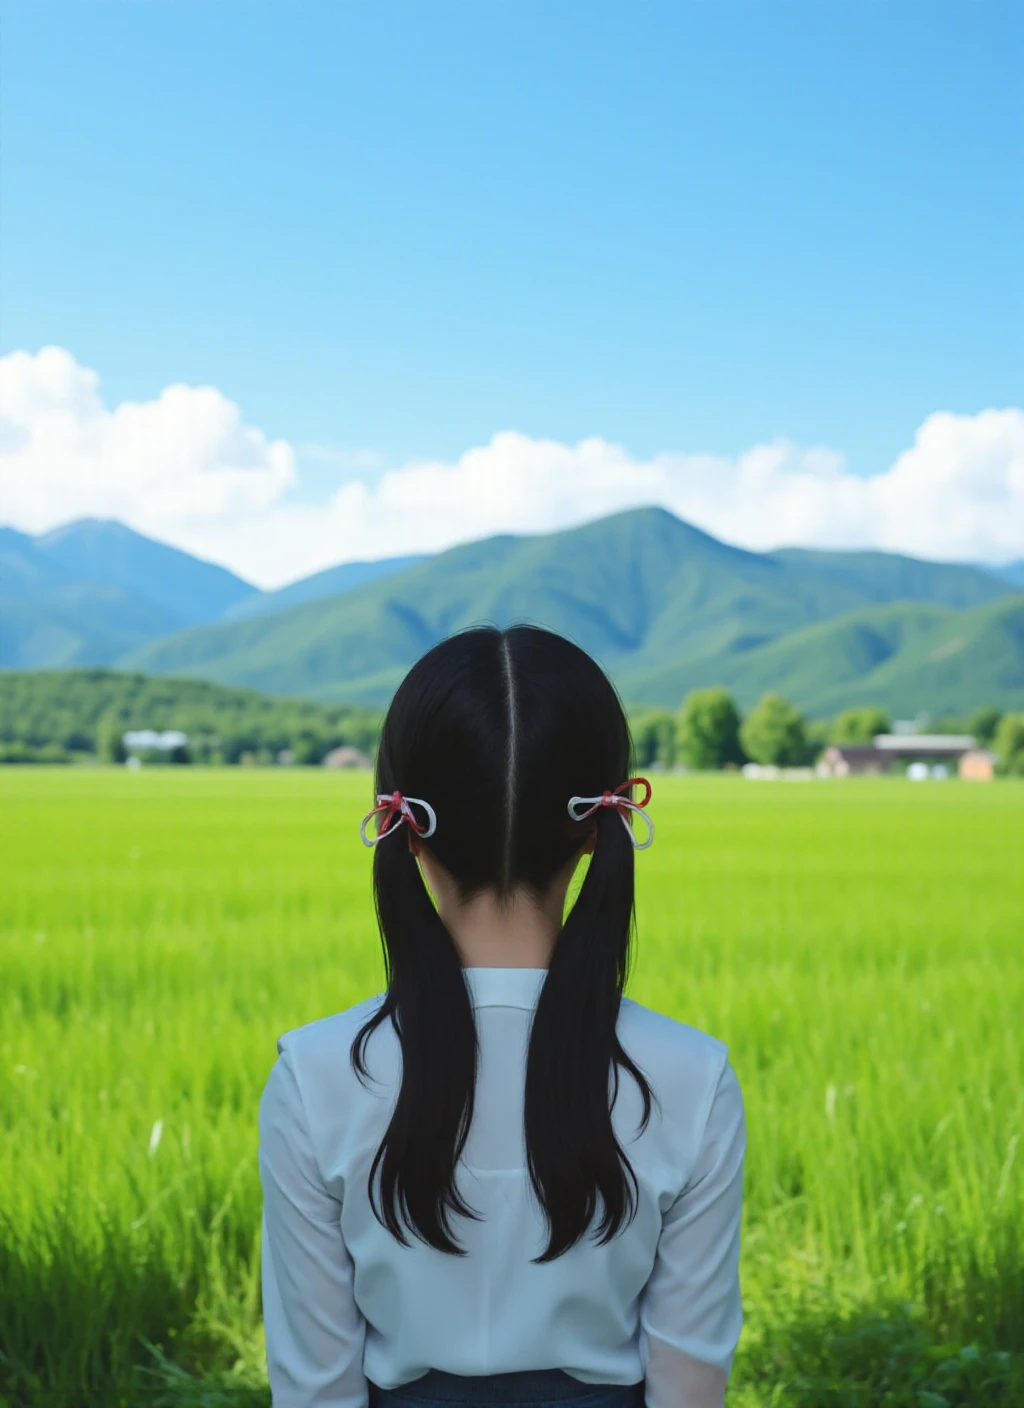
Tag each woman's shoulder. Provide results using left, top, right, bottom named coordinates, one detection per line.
left=618, top=994, right=734, bottom=1106
left=277, top=989, right=387, bottom=1048
left=620, top=991, right=728, bottom=1052
left=272, top=990, right=396, bottom=1090
left=261, top=994, right=397, bottom=1172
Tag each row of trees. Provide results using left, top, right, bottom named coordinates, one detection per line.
left=2, top=670, right=1023, bottom=776
left=632, top=691, right=878, bottom=769
left=0, top=670, right=381, bottom=766
left=993, top=716, right=1024, bottom=775
left=631, top=689, right=1024, bottom=774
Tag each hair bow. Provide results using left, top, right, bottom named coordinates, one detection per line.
left=566, top=776, right=654, bottom=850
left=360, top=791, right=437, bottom=847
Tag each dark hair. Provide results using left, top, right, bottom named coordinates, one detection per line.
left=350, top=624, right=658, bottom=1263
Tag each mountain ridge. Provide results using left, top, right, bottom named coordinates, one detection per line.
left=223, top=553, right=426, bottom=621
left=0, top=519, right=255, bottom=667
left=0, top=519, right=431, bottom=666
left=4, top=509, right=1021, bottom=714
left=619, top=595, right=1024, bottom=714
left=990, top=559, right=1024, bottom=588
left=118, top=506, right=1019, bottom=714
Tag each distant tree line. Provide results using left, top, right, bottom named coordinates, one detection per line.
left=631, top=689, right=1024, bottom=776
left=2, top=669, right=1023, bottom=777
left=0, top=671, right=380, bottom=766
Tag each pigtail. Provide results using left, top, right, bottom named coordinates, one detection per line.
left=351, top=831, right=483, bottom=1253
left=524, top=804, right=657, bottom=1262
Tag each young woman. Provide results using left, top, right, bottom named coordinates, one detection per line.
left=259, top=625, right=745, bottom=1408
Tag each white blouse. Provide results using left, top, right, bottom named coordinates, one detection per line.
left=259, top=966, right=745, bottom=1408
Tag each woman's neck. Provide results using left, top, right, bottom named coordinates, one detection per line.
left=438, top=885, right=562, bottom=969
left=414, top=841, right=585, bottom=969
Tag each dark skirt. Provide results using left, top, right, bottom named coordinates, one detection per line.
left=368, top=1368, right=645, bottom=1408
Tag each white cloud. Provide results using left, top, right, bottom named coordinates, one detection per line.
left=1, top=346, right=1022, bottom=589
left=0, top=346, right=295, bottom=570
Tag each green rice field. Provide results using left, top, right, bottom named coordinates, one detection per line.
left=1, top=768, right=1022, bottom=1406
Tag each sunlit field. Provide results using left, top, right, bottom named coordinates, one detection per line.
left=1, top=769, right=1021, bottom=1406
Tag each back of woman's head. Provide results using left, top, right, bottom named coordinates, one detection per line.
left=350, top=624, right=657, bottom=1264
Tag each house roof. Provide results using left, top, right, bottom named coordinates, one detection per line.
left=873, top=734, right=975, bottom=752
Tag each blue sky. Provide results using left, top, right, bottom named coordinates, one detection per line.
left=1, top=1, right=1022, bottom=585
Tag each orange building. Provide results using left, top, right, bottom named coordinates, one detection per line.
left=958, top=749, right=996, bottom=781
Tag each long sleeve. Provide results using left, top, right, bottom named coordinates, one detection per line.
left=259, top=1048, right=369, bottom=1408
left=638, top=1059, right=746, bottom=1408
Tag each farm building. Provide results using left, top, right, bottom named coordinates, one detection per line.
left=958, top=749, right=996, bottom=781
left=122, top=729, right=189, bottom=752
left=321, top=745, right=371, bottom=769
left=816, top=734, right=993, bottom=780
left=816, top=745, right=887, bottom=778
left=872, top=734, right=977, bottom=760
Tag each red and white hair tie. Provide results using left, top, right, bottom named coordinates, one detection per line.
left=567, top=776, right=654, bottom=850
left=360, top=791, right=437, bottom=847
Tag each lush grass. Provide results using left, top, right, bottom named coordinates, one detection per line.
left=1, top=769, right=1022, bottom=1406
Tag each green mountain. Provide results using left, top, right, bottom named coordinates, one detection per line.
left=28, top=519, right=255, bottom=622
left=768, top=547, right=1014, bottom=609
left=120, top=507, right=1018, bottom=713
left=0, top=521, right=255, bottom=667
left=0, top=520, right=426, bottom=665
left=0, top=584, right=183, bottom=670
left=621, top=595, right=1024, bottom=714
left=815, top=594, right=1024, bottom=717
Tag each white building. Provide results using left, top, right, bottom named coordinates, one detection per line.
left=122, top=729, right=189, bottom=751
